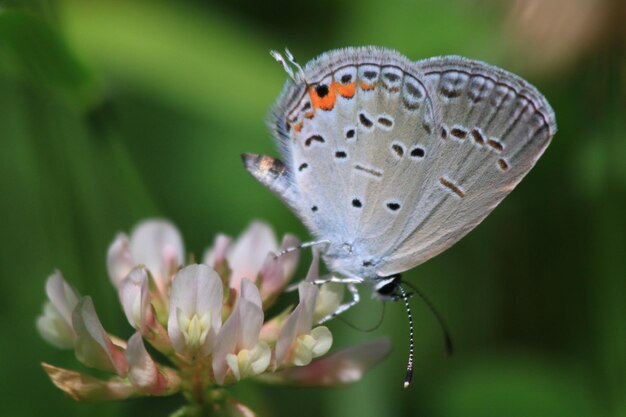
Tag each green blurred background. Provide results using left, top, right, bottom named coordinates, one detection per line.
left=1, top=0, right=624, bottom=416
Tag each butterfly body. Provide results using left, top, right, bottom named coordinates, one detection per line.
left=244, top=47, right=556, bottom=284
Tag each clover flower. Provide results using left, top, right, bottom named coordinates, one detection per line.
left=37, top=219, right=391, bottom=416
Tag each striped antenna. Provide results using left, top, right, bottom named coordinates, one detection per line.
left=398, top=285, right=414, bottom=388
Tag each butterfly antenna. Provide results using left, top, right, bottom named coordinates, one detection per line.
left=274, top=239, right=330, bottom=259
left=402, top=280, right=454, bottom=356
left=270, top=50, right=296, bottom=82
left=397, top=285, right=414, bottom=388
left=284, top=48, right=307, bottom=83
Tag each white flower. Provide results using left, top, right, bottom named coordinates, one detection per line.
left=167, top=264, right=223, bottom=359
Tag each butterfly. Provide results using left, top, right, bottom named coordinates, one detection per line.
left=242, top=46, right=556, bottom=385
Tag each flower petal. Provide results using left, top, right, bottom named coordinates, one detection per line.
left=118, top=267, right=151, bottom=330
left=106, top=233, right=134, bottom=288
left=313, top=282, right=345, bottom=324
left=126, top=332, right=159, bottom=391
left=249, top=342, right=271, bottom=376
left=213, top=279, right=264, bottom=384
left=310, top=326, right=332, bottom=358
left=129, top=219, right=184, bottom=291
left=228, top=222, right=278, bottom=290
left=126, top=332, right=180, bottom=395
left=72, top=297, right=128, bottom=376
left=240, top=278, right=262, bottom=309
left=37, top=302, right=75, bottom=349
left=257, top=234, right=301, bottom=304
left=45, top=270, right=80, bottom=326
left=259, top=338, right=392, bottom=387
left=305, top=248, right=321, bottom=282
left=41, top=363, right=135, bottom=402
left=257, top=253, right=284, bottom=303
left=168, top=265, right=223, bottom=358
left=278, top=234, right=300, bottom=281
left=295, top=282, right=318, bottom=335
left=213, top=307, right=242, bottom=384
left=203, top=233, right=232, bottom=271
left=275, top=282, right=319, bottom=365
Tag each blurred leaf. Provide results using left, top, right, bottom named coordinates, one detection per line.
left=0, top=9, right=100, bottom=109
left=58, top=0, right=283, bottom=123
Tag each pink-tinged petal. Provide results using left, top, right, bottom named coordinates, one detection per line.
left=275, top=282, right=318, bottom=365
left=305, top=248, right=321, bottom=282
left=168, top=265, right=223, bottom=358
left=41, top=363, right=135, bottom=402
left=130, top=219, right=184, bottom=291
left=258, top=234, right=302, bottom=304
left=203, top=233, right=232, bottom=271
left=274, top=307, right=299, bottom=365
left=45, top=270, right=80, bottom=325
left=199, top=399, right=257, bottom=417
left=295, top=282, right=318, bottom=335
left=240, top=278, right=262, bottom=308
left=106, top=233, right=134, bottom=288
left=228, top=222, right=278, bottom=290
left=258, top=253, right=284, bottom=304
left=229, top=400, right=257, bottom=417
left=212, top=304, right=242, bottom=384
left=261, top=338, right=392, bottom=387
left=73, top=297, right=128, bottom=376
left=126, top=332, right=180, bottom=395
left=119, top=267, right=152, bottom=330
left=37, top=302, right=75, bottom=349
left=238, top=297, right=264, bottom=350
left=279, top=234, right=300, bottom=280
left=259, top=307, right=292, bottom=345
left=37, top=271, right=80, bottom=348
left=213, top=279, right=264, bottom=384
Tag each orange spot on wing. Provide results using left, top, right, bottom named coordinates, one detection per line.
left=294, top=122, right=303, bottom=132
left=304, top=111, right=315, bottom=119
left=360, top=81, right=375, bottom=91
left=309, top=86, right=336, bottom=111
left=333, top=81, right=356, bottom=98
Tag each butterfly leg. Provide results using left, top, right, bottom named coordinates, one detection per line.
left=318, top=283, right=360, bottom=324
left=286, top=276, right=364, bottom=292
left=275, top=239, right=330, bottom=258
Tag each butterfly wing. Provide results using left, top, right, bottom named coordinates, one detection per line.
left=244, top=48, right=556, bottom=279
left=374, top=56, right=556, bottom=276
